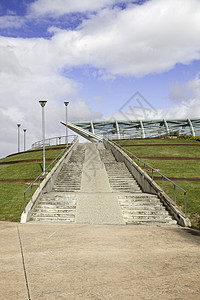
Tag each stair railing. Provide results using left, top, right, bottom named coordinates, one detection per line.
left=23, top=135, right=78, bottom=212
left=110, top=140, right=187, bottom=217
left=31, top=135, right=76, bottom=149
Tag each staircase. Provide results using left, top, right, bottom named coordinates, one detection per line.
left=53, top=145, right=85, bottom=192
left=31, top=193, right=77, bottom=222
left=30, top=143, right=177, bottom=226
left=99, top=148, right=177, bottom=226
left=30, top=145, right=85, bottom=223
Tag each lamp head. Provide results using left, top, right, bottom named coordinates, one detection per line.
left=64, top=101, right=69, bottom=106
left=39, top=100, right=47, bottom=107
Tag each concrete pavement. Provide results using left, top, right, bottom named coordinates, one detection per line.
left=1, top=221, right=200, bottom=300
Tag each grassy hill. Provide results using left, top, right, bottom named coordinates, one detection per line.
left=0, top=146, right=67, bottom=222
left=115, top=137, right=200, bottom=229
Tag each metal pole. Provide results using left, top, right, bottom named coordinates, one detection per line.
left=23, top=129, right=27, bottom=151
left=17, top=124, right=21, bottom=152
left=39, top=100, right=47, bottom=173
left=64, top=101, right=69, bottom=145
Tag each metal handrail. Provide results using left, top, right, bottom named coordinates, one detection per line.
left=110, top=140, right=187, bottom=217
left=32, top=135, right=76, bottom=149
left=23, top=135, right=78, bottom=212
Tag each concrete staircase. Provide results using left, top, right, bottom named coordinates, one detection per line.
left=30, top=145, right=85, bottom=223
left=30, top=143, right=177, bottom=226
left=99, top=148, right=177, bottom=226
left=118, top=194, right=177, bottom=225
left=31, top=193, right=77, bottom=223
left=53, top=145, right=85, bottom=192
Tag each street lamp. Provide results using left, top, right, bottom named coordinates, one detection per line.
left=64, top=101, right=69, bottom=145
left=17, top=124, right=21, bottom=153
left=39, top=100, right=47, bottom=172
left=23, top=129, right=27, bottom=151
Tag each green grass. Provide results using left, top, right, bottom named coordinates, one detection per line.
left=0, top=146, right=66, bottom=222
left=1, top=148, right=65, bottom=162
left=124, top=145, right=200, bottom=158
left=142, top=160, right=200, bottom=178
left=0, top=183, right=38, bottom=222
left=159, top=181, right=200, bottom=229
left=116, top=138, right=200, bottom=229
left=116, top=137, right=200, bottom=145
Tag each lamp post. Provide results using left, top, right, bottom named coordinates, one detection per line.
left=39, top=100, right=47, bottom=172
left=23, top=129, right=27, bottom=151
left=17, top=124, right=21, bottom=152
left=64, top=101, right=69, bottom=145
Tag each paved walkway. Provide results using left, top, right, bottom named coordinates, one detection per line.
left=1, top=221, right=200, bottom=299
left=75, top=143, right=124, bottom=224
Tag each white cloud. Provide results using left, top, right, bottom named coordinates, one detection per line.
left=29, top=0, right=133, bottom=17
left=27, top=0, right=200, bottom=77
left=0, top=36, right=101, bottom=157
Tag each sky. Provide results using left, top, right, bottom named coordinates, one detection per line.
left=0, top=0, right=200, bottom=157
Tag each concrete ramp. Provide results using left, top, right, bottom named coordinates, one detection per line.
left=75, top=143, right=125, bottom=224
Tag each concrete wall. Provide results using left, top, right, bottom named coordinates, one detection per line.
left=103, top=139, right=191, bottom=227
left=20, top=139, right=78, bottom=223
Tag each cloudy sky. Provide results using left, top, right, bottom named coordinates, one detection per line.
left=0, top=0, right=200, bottom=157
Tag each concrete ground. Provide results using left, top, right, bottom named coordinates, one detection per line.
left=1, top=221, right=200, bottom=300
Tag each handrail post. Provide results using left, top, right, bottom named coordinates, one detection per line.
left=174, top=185, right=176, bottom=205
left=24, top=192, right=26, bottom=213
left=184, top=192, right=187, bottom=217
left=162, top=176, right=164, bottom=191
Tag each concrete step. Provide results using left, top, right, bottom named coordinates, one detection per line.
left=34, top=207, right=76, bottom=212
left=31, top=217, right=75, bottom=222
left=125, top=219, right=177, bottom=225
left=32, top=211, right=75, bottom=217
left=30, top=192, right=77, bottom=223
left=118, top=194, right=177, bottom=225
left=98, top=149, right=116, bottom=163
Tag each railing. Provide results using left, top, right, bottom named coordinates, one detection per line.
left=32, top=135, right=76, bottom=149
left=24, top=135, right=78, bottom=212
left=111, top=140, right=187, bottom=217
left=104, top=127, right=194, bottom=140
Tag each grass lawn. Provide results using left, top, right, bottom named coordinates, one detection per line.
left=116, top=138, right=200, bottom=230
left=116, top=137, right=200, bottom=145
left=124, top=145, right=200, bottom=158
left=0, top=183, right=38, bottom=222
left=0, top=146, right=66, bottom=222
left=1, top=148, right=65, bottom=162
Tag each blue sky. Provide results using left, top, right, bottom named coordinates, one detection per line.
left=0, top=0, right=200, bottom=157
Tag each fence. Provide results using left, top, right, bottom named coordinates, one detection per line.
left=32, top=135, right=76, bottom=149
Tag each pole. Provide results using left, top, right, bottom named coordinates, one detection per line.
left=39, top=100, right=47, bottom=172
left=64, top=101, right=69, bottom=145
left=23, top=129, right=27, bottom=151
left=17, top=124, right=21, bottom=152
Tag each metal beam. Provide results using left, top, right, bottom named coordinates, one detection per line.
left=90, top=121, right=95, bottom=134
left=163, top=119, right=170, bottom=136
left=115, top=120, right=120, bottom=139
left=188, top=119, right=195, bottom=136
left=61, top=121, right=103, bottom=142
left=140, top=120, right=145, bottom=138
